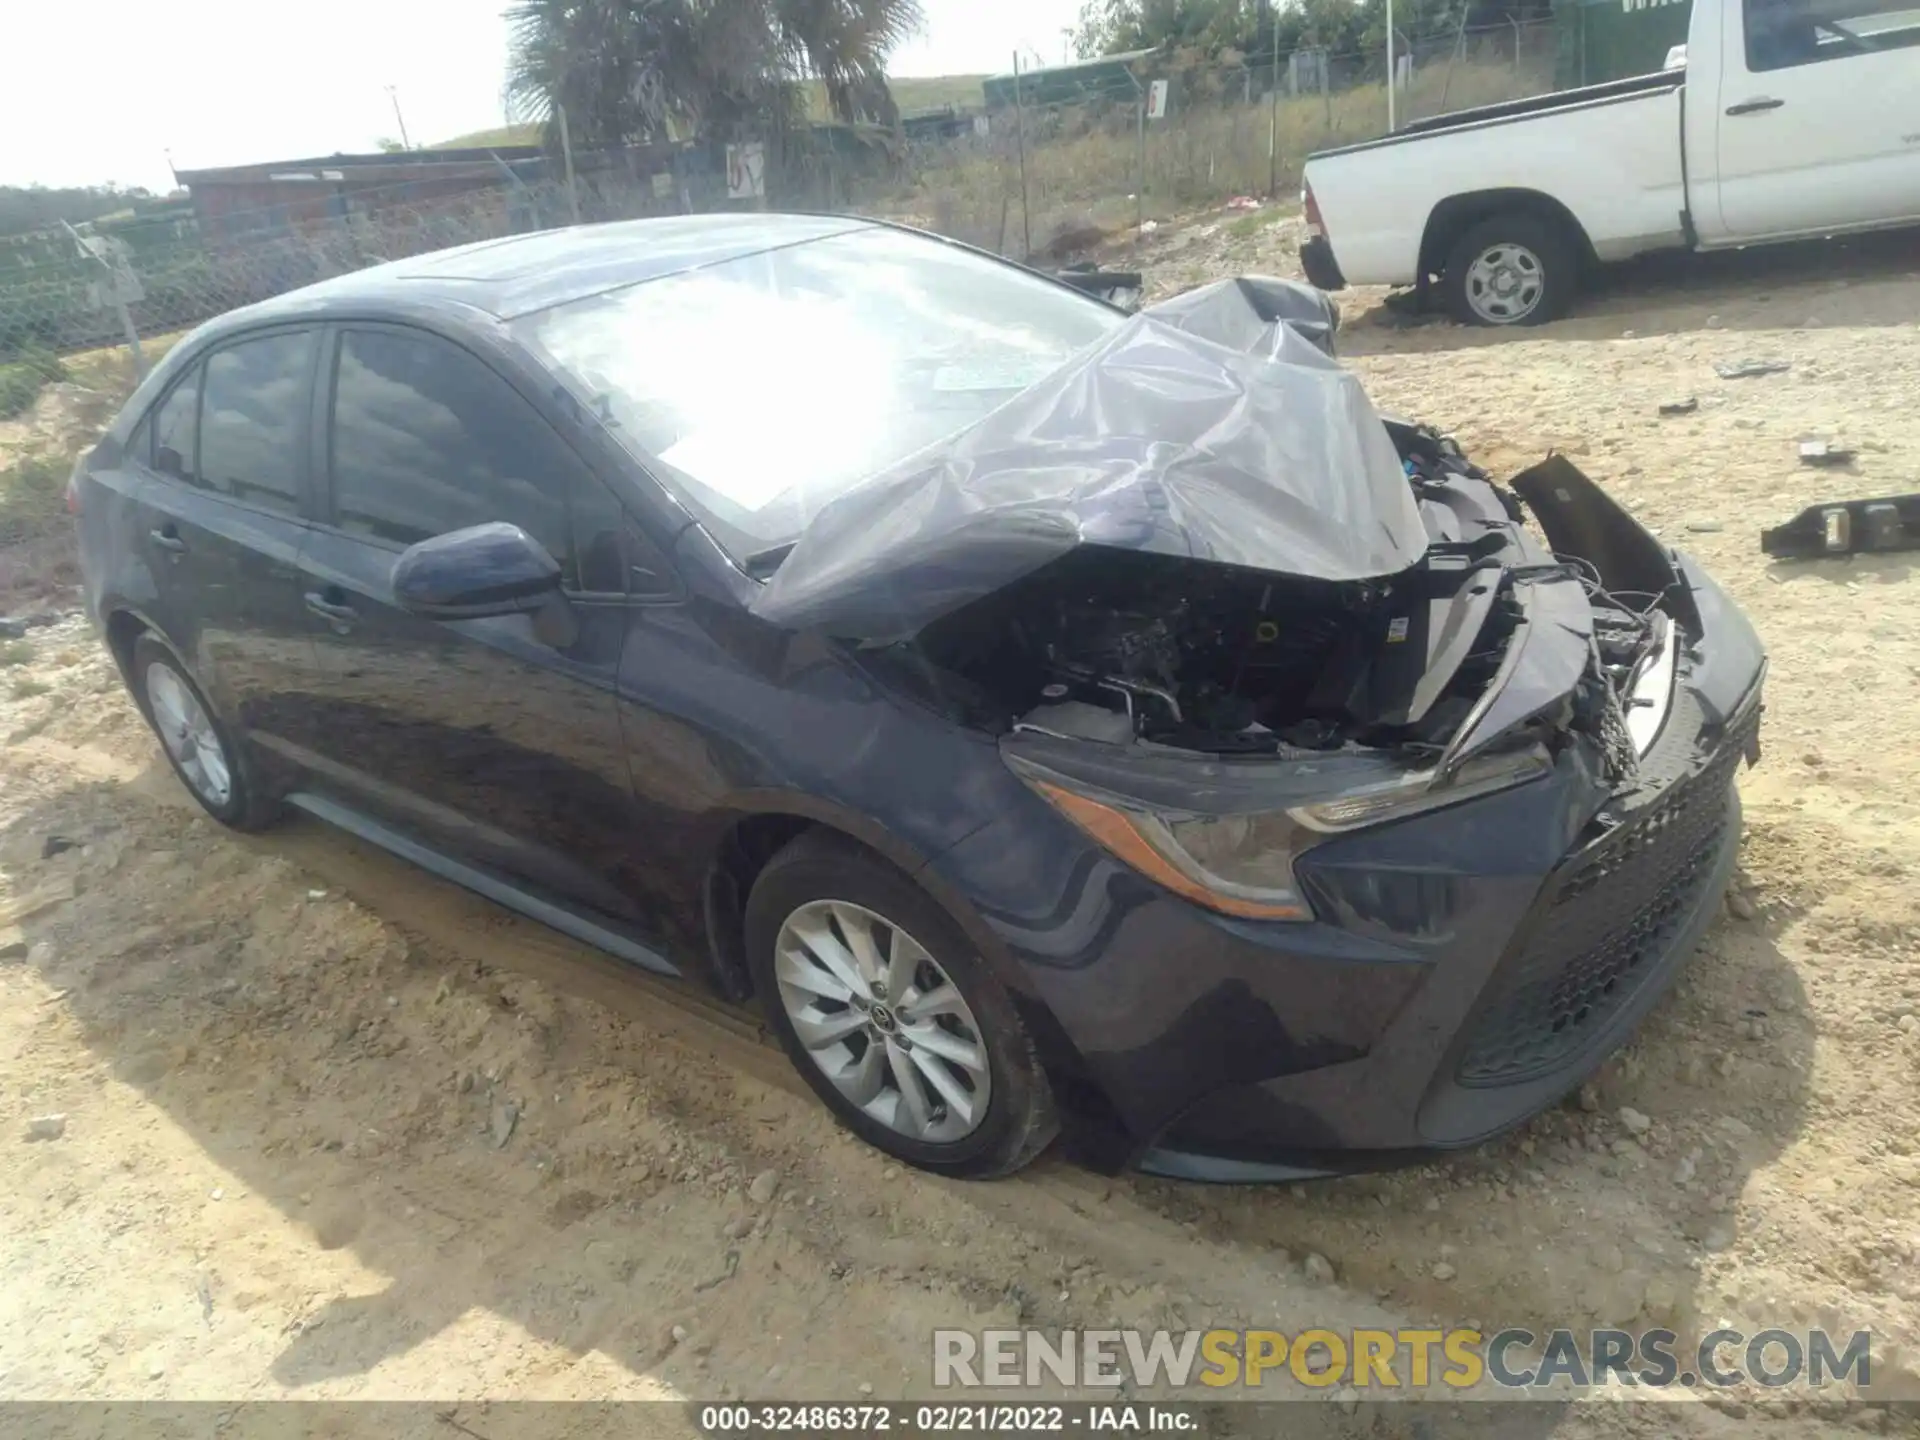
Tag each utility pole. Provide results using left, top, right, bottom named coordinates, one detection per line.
left=386, top=85, right=413, bottom=150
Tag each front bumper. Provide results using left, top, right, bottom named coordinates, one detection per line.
left=930, top=561, right=1765, bottom=1181
left=1142, top=690, right=1757, bottom=1181
left=1300, top=235, right=1347, bottom=292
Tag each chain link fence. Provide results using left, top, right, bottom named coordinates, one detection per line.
left=869, top=18, right=1558, bottom=255
left=2, top=17, right=1558, bottom=426
left=0, top=18, right=1561, bottom=603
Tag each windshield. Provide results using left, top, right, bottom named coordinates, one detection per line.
left=516, top=225, right=1124, bottom=565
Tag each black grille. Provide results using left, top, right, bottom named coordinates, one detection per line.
left=1454, top=696, right=1759, bottom=1088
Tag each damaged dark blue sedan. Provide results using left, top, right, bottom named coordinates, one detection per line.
left=71, top=214, right=1764, bottom=1180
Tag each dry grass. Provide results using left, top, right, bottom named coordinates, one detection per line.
left=0, top=337, right=167, bottom=612
left=877, top=59, right=1553, bottom=255
left=0, top=451, right=78, bottom=610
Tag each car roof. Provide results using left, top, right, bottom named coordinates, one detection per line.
left=233, top=212, right=878, bottom=327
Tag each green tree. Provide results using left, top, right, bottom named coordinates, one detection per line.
left=1073, top=0, right=1519, bottom=63
left=505, top=0, right=924, bottom=150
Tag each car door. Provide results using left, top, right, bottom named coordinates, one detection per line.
left=119, top=328, right=327, bottom=763
left=294, top=322, right=660, bottom=930
left=1712, top=0, right=1920, bottom=239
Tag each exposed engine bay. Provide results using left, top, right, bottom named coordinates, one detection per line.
left=905, top=425, right=1675, bottom=781
left=768, top=274, right=1693, bottom=787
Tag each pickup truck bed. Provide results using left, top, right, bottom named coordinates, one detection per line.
left=1301, top=68, right=1689, bottom=309
left=1300, top=0, right=1920, bottom=325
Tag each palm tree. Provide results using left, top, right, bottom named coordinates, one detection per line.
left=504, top=0, right=923, bottom=151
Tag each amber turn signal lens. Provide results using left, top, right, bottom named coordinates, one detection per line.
left=1032, top=781, right=1309, bottom=922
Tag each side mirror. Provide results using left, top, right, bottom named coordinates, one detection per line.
left=391, top=522, right=562, bottom=620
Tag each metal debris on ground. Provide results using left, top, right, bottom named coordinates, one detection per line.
left=1797, top=438, right=1855, bottom=467
left=695, top=1248, right=741, bottom=1292
left=1658, top=398, right=1699, bottom=416
left=1715, top=359, right=1792, bottom=380
left=489, top=1098, right=520, bottom=1149
left=1762, top=493, right=1920, bottom=558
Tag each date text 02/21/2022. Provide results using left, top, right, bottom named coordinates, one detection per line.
left=697, top=1404, right=1197, bottom=1432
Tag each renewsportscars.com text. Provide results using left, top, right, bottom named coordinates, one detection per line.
left=932, top=1327, right=1872, bottom=1392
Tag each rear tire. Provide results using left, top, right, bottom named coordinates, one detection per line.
left=745, top=831, right=1056, bottom=1178
left=130, top=634, right=278, bottom=831
left=1443, top=212, right=1580, bottom=327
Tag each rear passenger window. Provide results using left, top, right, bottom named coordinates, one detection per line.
left=199, top=332, right=314, bottom=514
left=329, top=328, right=627, bottom=593
left=151, top=371, right=200, bottom=483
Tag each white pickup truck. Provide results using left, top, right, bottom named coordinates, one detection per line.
left=1299, top=0, right=1920, bottom=324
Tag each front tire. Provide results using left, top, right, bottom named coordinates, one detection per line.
left=745, top=831, right=1057, bottom=1178
left=131, top=634, right=278, bottom=831
left=1443, top=212, right=1579, bottom=327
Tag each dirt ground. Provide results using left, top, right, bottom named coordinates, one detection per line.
left=4, top=215, right=1920, bottom=1437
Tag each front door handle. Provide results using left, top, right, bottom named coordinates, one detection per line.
left=149, top=526, right=187, bottom=554
left=1726, top=97, right=1785, bottom=116
left=304, top=590, right=359, bottom=624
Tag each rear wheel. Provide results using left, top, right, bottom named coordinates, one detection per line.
left=131, top=635, right=277, bottom=830
left=1443, top=212, right=1579, bottom=327
left=745, top=831, right=1056, bottom=1178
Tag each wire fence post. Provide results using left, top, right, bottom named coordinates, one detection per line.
left=1137, top=82, right=1147, bottom=238
left=1012, top=52, right=1031, bottom=259
left=1437, top=4, right=1472, bottom=118
left=557, top=104, right=583, bottom=225
left=60, top=220, right=144, bottom=380
left=1268, top=23, right=1282, bottom=196
left=1386, top=0, right=1397, bottom=132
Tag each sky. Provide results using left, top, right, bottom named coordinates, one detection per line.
left=0, top=0, right=1087, bottom=194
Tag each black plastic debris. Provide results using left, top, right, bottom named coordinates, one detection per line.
left=1796, top=439, right=1855, bottom=468
left=1055, top=265, right=1144, bottom=313
left=1762, top=493, right=1920, bottom=558
left=1658, top=398, right=1699, bottom=416
left=1715, top=359, right=1792, bottom=380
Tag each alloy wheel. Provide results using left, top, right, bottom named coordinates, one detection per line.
left=145, top=662, right=233, bottom=808
left=772, top=899, right=992, bottom=1144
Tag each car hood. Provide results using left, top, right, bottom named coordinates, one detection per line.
left=748, top=277, right=1426, bottom=641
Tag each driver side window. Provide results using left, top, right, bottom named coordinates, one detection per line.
left=1746, top=0, right=1920, bottom=70
left=328, top=327, right=637, bottom=596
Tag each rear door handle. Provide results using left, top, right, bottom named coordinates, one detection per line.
left=1726, top=97, right=1785, bottom=115
left=149, top=527, right=187, bottom=554
left=304, top=590, right=359, bottom=624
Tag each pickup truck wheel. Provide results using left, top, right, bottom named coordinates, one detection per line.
left=1443, top=214, right=1578, bottom=327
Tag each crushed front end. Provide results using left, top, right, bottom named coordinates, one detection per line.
left=919, top=425, right=1763, bottom=1180
left=785, top=274, right=1765, bottom=1178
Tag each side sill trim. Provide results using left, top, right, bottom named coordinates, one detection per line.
left=284, top=790, right=680, bottom=978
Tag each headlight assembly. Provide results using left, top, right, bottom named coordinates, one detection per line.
left=1016, top=746, right=1550, bottom=923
